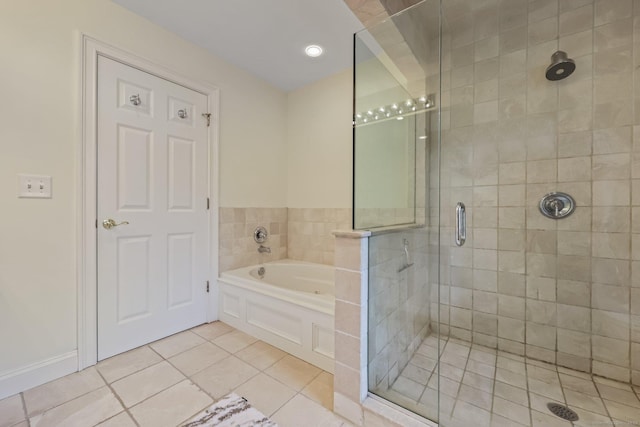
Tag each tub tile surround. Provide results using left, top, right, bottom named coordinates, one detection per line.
left=288, top=208, right=352, bottom=265
left=219, top=207, right=350, bottom=272
left=431, top=0, right=640, bottom=385
left=219, top=207, right=288, bottom=272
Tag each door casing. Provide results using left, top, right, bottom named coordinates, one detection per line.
left=78, top=34, right=220, bottom=369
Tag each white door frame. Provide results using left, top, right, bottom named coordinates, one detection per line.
left=78, top=34, right=220, bottom=369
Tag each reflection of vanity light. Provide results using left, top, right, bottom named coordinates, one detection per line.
left=418, top=135, right=427, bottom=139
left=353, top=95, right=435, bottom=126
left=396, top=117, right=404, bottom=120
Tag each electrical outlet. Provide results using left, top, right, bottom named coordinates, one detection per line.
left=18, top=174, right=52, bottom=198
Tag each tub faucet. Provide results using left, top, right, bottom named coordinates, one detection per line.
left=258, top=245, right=271, bottom=254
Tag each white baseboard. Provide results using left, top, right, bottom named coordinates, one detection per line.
left=0, top=351, right=78, bottom=399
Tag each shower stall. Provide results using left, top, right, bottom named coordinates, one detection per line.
left=353, top=0, right=640, bottom=425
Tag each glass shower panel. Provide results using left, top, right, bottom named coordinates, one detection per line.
left=353, top=32, right=419, bottom=230
left=356, top=1, right=442, bottom=423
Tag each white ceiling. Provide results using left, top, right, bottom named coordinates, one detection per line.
left=112, top=0, right=365, bottom=91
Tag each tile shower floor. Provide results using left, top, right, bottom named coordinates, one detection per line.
left=385, top=335, right=640, bottom=427
left=0, top=322, right=350, bottom=427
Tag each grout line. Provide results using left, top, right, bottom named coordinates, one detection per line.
left=19, top=392, right=30, bottom=427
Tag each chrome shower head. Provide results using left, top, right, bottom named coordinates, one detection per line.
left=545, top=51, right=576, bottom=81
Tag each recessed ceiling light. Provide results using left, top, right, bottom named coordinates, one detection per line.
left=305, top=45, right=323, bottom=57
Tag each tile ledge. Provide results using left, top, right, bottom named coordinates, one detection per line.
left=332, top=229, right=372, bottom=238
left=363, top=394, right=437, bottom=427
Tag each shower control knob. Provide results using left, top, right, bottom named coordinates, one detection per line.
left=539, top=192, right=575, bottom=219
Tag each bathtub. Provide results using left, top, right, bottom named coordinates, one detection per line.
left=218, top=260, right=335, bottom=372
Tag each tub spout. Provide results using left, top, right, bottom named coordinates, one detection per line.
left=258, top=245, right=271, bottom=253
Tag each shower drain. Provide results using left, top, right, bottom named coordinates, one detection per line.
left=547, top=403, right=579, bottom=421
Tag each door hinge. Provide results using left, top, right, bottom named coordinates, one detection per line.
left=206, top=281, right=210, bottom=293
left=202, top=113, right=211, bottom=127
left=206, top=197, right=210, bottom=210
left=95, top=219, right=98, bottom=229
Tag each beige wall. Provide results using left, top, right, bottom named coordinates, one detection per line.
left=287, top=69, right=353, bottom=209
left=0, top=0, right=287, bottom=383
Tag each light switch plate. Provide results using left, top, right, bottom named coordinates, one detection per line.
left=18, top=174, right=52, bottom=198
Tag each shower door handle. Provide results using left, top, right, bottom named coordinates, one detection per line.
left=455, top=202, right=466, bottom=247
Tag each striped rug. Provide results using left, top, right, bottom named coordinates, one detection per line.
left=183, top=393, right=277, bottom=426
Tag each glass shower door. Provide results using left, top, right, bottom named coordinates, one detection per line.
left=354, top=1, right=442, bottom=423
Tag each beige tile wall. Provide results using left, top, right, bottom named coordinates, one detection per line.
left=288, top=208, right=352, bottom=265
left=219, top=207, right=351, bottom=271
left=434, top=0, right=640, bottom=384
left=368, top=229, right=432, bottom=398
left=218, top=207, right=288, bottom=272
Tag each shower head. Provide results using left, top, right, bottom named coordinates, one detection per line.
left=545, top=51, right=575, bottom=81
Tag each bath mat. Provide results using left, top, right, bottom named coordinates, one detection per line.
left=182, top=393, right=278, bottom=426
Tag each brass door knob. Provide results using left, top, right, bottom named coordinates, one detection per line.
left=102, top=219, right=130, bottom=230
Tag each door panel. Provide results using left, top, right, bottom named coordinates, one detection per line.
left=97, top=56, right=209, bottom=360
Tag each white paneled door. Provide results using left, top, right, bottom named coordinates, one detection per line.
left=97, top=56, right=209, bottom=360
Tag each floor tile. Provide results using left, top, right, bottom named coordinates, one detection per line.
left=528, top=377, right=563, bottom=401
left=29, top=387, right=122, bottom=427
left=391, top=376, right=424, bottom=401
left=596, top=383, right=640, bottom=408
left=401, top=363, right=432, bottom=386
left=235, top=340, right=287, bottom=370
left=95, top=411, right=137, bottom=427
left=531, top=410, right=571, bottom=427
left=451, top=400, right=491, bottom=427
left=603, top=399, right=640, bottom=422
left=272, top=394, right=346, bottom=427
left=492, top=396, right=530, bottom=424
left=111, top=361, right=185, bottom=407
left=462, top=371, right=494, bottom=393
left=190, top=321, right=234, bottom=341
left=0, top=394, right=25, bottom=427
left=301, top=371, right=334, bottom=410
left=168, top=341, right=229, bottom=376
left=495, top=368, right=527, bottom=389
left=234, top=373, right=297, bottom=416
left=96, top=345, right=163, bottom=384
left=494, top=381, right=529, bottom=406
left=466, top=359, right=496, bottom=378
left=563, top=388, right=607, bottom=415
left=491, top=413, right=527, bottom=426
left=212, top=330, right=258, bottom=353
left=129, top=380, right=212, bottom=427
left=458, top=384, right=493, bottom=410
left=265, top=355, right=322, bottom=391
left=558, top=373, right=599, bottom=396
left=572, top=408, right=614, bottom=427
left=191, top=355, right=259, bottom=399
left=149, top=330, right=205, bottom=359
left=23, top=367, right=105, bottom=416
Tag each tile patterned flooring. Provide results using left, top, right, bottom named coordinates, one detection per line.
left=0, top=322, right=350, bottom=427
left=384, top=335, right=640, bottom=427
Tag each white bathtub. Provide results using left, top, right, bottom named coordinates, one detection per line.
left=218, top=260, right=335, bottom=372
